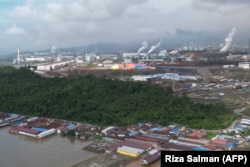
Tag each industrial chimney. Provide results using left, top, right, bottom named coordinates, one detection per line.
left=248, top=38, right=250, bottom=55
left=17, top=48, right=20, bottom=64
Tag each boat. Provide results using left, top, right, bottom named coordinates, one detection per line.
left=0, top=122, right=9, bottom=127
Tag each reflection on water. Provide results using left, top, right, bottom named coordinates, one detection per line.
left=0, top=127, right=96, bottom=167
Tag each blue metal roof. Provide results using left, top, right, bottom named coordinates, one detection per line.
left=12, top=120, right=24, bottom=126
left=129, top=131, right=138, bottom=136
left=226, top=142, right=236, bottom=147
left=67, top=123, right=76, bottom=130
left=31, top=127, right=48, bottom=132
left=170, top=128, right=179, bottom=133
left=192, top=146, right=209, bottom=151
left=150, top=127, right=159, bottom=131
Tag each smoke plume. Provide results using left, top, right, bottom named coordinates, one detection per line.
left=169, top=49, right=179, bottom=55
left=148, top=39, right=162, bottom=54
left=159, top=50, right=167, bottom=54
left=220, top=27, right=236, bottom=52
left=137, top=41, right=148, bottom=54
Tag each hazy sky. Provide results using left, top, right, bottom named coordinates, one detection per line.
left=0, top=0, right=249, bottom=54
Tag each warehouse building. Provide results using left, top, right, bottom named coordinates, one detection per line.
left=117, top=146, right=144, bottom=157
left=141, top=151, right=161, bottom=165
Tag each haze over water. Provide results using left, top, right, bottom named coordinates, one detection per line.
left=0, top=127, right=96, bottom=167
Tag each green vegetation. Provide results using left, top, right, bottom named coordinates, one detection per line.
left=93, top=135, right=102, bottom=140
left=206, top=132, right=217, bottom=139
left=66, top=129, right=76, bottom=137
left=0, top=66, right=239, bottom=129
left=221, top=97, right=246, bottom=110
left=242, top=108, right=250, bottom=116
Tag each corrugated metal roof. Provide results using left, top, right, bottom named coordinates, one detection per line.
left=117, top=146, right=144, bottom=154
left=31, top=127, right=48, bottom=132
left=122, top=139, right=151, bottom=150
left=142, top=151, right=161, bottom=165
left=129, top=131, right=138, bottom=136
left=133, top=135, right=164, bottom=143
left=212, top=138, right=228, bottom=145
left=105, top=143, right=122, bottom=153
left=150, top=127, right=160, bottom=131
left=192, top=146, right=210, bottom=151
left=161, top=142, right=193, bottom=151
left=18, top=127, right=40, bottom=135
left=226, top=142, right=236, bottom=147
left=67, top=123, right=75, bottom=130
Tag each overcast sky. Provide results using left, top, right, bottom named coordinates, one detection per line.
left=0, top=0, right=249, bottom=55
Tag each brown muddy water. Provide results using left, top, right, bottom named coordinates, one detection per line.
left=0, top=127, right=96, bottom=167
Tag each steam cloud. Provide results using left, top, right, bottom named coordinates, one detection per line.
left=159, top=50, right=167, bottom=54
left=169, top=49, right=179, bottom=55
left=148, top=39, right=162, bottom=54
left=220, top=27, right=236, bottom=52
left=137, top=41, right=148, bottom=54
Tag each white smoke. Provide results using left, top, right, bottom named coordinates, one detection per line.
left=51, top=45, right=57, bottom=53
left=148, top=39, right=162, bottom=54
left=137, top=41, right=148, bottom=54
left=159, top=50, right=167, bottom=54
left=169, top=49, right=179, bottom=55
left=220, top=27, right=236, bottom=52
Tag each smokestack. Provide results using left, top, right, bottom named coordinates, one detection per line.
left=17, top=48, right=20, bottom=64
left=137, top=41, right=148, bottom=54
left=220, top=28, right=236, bottom=52
left=147, top=39, right=162, bottom=54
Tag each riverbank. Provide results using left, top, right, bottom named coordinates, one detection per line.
left=0, top=127, right=97, bottom=167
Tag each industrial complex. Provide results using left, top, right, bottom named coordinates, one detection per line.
left=8, top=28, right=250, bottom=76
left=1, top=28, right=250, bottom=167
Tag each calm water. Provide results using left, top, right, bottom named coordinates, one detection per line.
left=0, top=127, right=96, bottom=167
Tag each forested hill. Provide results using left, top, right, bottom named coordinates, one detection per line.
left=0, top=66, right=238, bottom=129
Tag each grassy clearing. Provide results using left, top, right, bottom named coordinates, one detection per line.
left=206, top=132, right=217, bottom=139
left=221, top=97, right=246, bottom=110
left=242, top=108, right=250, bottom=116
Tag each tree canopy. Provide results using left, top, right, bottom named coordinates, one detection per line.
left=0, top=66, right=239, bottom=129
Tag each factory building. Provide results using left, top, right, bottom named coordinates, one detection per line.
left=117, top=146, right=144, bottom=157
left=111, top=63, right=150, bottom=70
left=160, top=142, right=194, bottom=151
left=238, top=62, right=250, bottom=69
left=141, top=151, right=161, bottom=165
left=25, top=57, right=47, bottom=62
left=101, top=126, right=116, bottom=135
left=35, top=60, right=74, bottom=71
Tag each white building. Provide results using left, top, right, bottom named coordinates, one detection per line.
left=25, top=57, right=47, bottom=62
left=238, top=62, right=250, bottom=69
left=101, top=126, right=116, bottom=135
